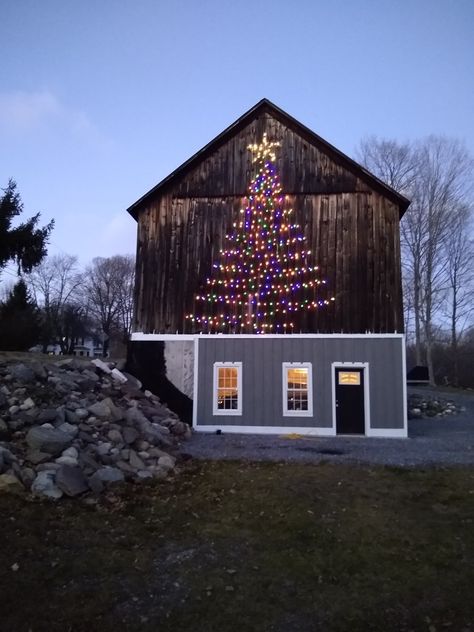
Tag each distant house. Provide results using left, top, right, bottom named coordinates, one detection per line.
left=71, top=337, right=104, bottom=358
left=127, top=99, right=410, bottom=437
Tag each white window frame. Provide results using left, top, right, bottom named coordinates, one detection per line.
left=213, top=362, right=242, bottom=416
left=282, top=362, right=313, bottom=417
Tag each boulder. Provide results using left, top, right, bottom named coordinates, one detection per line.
left=129, top=450, right=146, bottom=470
left=26, top=426, right=74, bottom=456
left=26, top=449, right=53, bottom=465
left=58, top=422, right=79, bottom=437
left=87, top=400, right=111, bottom=419
left=0, top=473, right=24, bottom=495
left=81, top=369, right=100, bottom=383
left=89, top=466, right=124, bottom=493
left=91, top=358, right=112, bottom=374
left=122, top=426, right=139, bottom=445
left=56, top=465, right=89, bottom=497
left=0, top=390, right=8, bottom=409
left=107, top=429, right=123, bottom=444
left=0, top=418, right=10, bottom=440
left=111, top=368, right=128, bottom=384
left=37, top=408, right=59, bottom=424
left=158, top=455, right=176, bottom=471
left=20, top=397, right=35, bottom=410
left=62, top=447, right=79, bottom=459
left=10, top=363, right=35, bottom=383
left=55, top=455, right=79, bottom=467
left=31, top=471, right=63, bottom=499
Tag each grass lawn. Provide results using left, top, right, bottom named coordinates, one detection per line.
left=1, top=461, right=474, bottom=632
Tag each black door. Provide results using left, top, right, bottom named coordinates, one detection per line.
left=335, top=368, right=365, bottom=435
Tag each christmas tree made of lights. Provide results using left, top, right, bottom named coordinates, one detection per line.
left=188, top=133, right=334, bottom=333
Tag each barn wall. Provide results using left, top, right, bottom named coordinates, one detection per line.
left=133, top=112, right=403, bottom=335
left=134, top=192, right=402, bottom=334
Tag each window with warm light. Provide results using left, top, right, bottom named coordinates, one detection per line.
left=338, top=371, right=361, bottom=385
left=213, top=362, right=242, bottom=415
left=282, top=363, right=313, bottom=416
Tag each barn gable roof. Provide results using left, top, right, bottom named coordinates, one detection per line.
left=127, top=98, right=410, bottom=220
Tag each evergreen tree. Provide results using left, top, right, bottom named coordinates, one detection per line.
left=0, top=280, right=41, bottom=350
left=0, top=179, right=54, bottom=277
left=188, top=134, right=334, bottom=333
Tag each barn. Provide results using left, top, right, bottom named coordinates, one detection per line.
left=127, top=99, right=410, bottom=437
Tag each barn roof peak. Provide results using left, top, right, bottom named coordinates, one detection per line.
left=127, top=98, right=410, bottom=219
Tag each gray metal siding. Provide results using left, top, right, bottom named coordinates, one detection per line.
left=196, top=337, right=404, bottom=430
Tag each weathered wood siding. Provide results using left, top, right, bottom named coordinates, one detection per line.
left=133, top=112, right=403, bottom=334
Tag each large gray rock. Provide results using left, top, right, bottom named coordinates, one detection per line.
left=0, top=418, right=10, bottom=439
left=122, top=426, right=139, bottom=445
left=26, top=449, right=52, bottom=465
left=108, top=429, right=123, bottom=444
left=89, top=466, right=124, bottom=493
left=58, top=422, right=79, bottom=437
left=29, top=361, right=47, bottom=380
left=0, top=473, right=24, bottom=495
left=0, top=390, right=8, bottom=409
left=65, top=409, right=81, bottom=424
left=26, top=426, right=74, bottom=456
left=129, top=450, right=146, bottom=470
left=31, top=471, right=63, bottom=499
left=158, top=455, right=176, bottom=471
left=81, top=369, right=100, bottom=383
left=56, top=465, right=89, bottom=497
left=87, top=400, right=111, bottom=418
left=37, top=408, right=59, bottom=424
left=91, top=358, right=112, bottom=374
left=87, top=397, right=123, bottom=421
left=9, top=363, right=36, bottom=383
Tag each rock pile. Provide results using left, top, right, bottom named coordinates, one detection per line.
left=408, top=392, right=465, bottom=419
left=0, top=356, right=191, bottom=499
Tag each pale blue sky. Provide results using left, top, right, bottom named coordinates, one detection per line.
left=1, top=0, right=473, bottom=272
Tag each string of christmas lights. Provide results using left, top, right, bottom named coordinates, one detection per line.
left=187, top=133, right=334, bottom=333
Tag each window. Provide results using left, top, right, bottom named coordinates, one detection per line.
left=338, top=371, right=360, bottom=385
left=213, top=362, right=242, bottom=415
left=282, top=362, right=313, bottom=416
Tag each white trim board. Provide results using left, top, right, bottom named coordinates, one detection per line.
left=192, top=337, right=199, bottom=429
left=131, top=333, right=196, bottom=341
left=194, top=425, right=336, bottom=436
left=131, top=332, right=405, bottom=341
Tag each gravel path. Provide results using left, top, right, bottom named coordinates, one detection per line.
left=186, top=387, right=474, bottom=467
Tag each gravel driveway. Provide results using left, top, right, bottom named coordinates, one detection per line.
left=186, top=387, right=474, bottom=467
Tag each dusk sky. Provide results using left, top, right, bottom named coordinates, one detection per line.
left=1, top=0, right=473, bottom=278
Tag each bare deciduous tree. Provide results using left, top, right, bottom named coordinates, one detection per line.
left=443, top=206, right=474, bottom=385
left=84, top=255, right=135, bottom=355
left=356, top=135, right=474, bottom=384
left=26, top=253, right=83, bottom=353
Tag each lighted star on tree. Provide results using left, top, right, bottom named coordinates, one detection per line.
left=188, top=133, right=334, bottom=333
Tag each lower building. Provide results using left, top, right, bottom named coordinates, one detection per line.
left=129, top=334, right=407, bottom=438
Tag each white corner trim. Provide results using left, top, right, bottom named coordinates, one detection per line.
left=282, top=362, right=313, bottom=417
left=401, top=335, right=408, bottom=436
left=192, top=337, right=199, bottom=429
left=194, top=425, right=336, bottom=436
